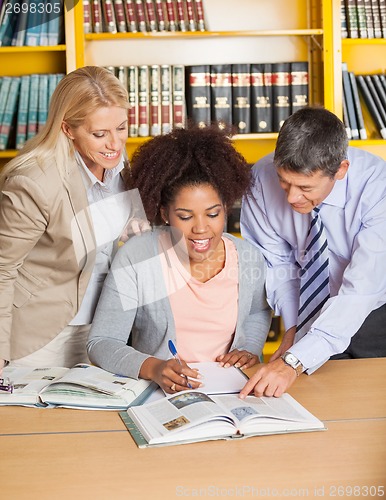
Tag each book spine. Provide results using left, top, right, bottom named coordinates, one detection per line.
left=231, top=64, right=251, bottom=134
left=128, top=65, right=139, bottom=137
left=91, top=0, right=103, bottom=32
left=165, top=0, right=177, bottom=31
left=25, top=11, right=43, bottom=46
left=356, top=0, right=368, bottom=37
left=364, top=0, right=374, bottom=37
left=47, top=0, right=63, bottom=45
left=135, top=0, right=147, bottom=32
left=175, top=0, right=187, bottom=31
left=371, top=0, right=382, bottom=37
left=349, top=70, right=367, bottom=139
left=0, top=76, right=20, bottom=150
left=271, top=62, right=291, bottom=132
left=144, top=0, right=157, bottom=32
left=161, top=64, right=172, bottom=134
left=113, top=0, right=128, bottom=32
left=210, top=64, right=232, bottom=130
left=39, top=10, right=49, bottom=46
left=138, top=65, right=150, bottom=137
left=357, top=74, right=386, bottom=138
left=342, top=86, right=353, bottom=140
left=150, top=65, right=161, bottom=136
left=186, top=0, right=196, bottom=31
left=27, top=74, right=40, bottom=140
left=290, top=61, right=309, bottom=114
left=47, top=73, right=57, bottom=105
left=172, top=64, right=185, bottom=129
left=379, top=0, right=386, bottom=37
left=379, top=73, right=386, bottom=94
left=102, top=0, right=118, bottom=32
left=11, top=0, right=29, bottom=46
left=342, top=62, right=359, bottom=139
left=341, top=0, right=349, bottom=38
left=154, top=0, right=166, bottom=31
left=116, top=65, right=128, bottom=88
left=0, top=77, right=12, bottom=126
left=365, top=74, right=386, bottom=127
left=345, top=0, right=359, bottom=37
left=124, top=0, right=138, bottom=32
left=185, top=65, right=211, bottom=128
left=370, top=74, right=386, bottom=118
left=16, top=75, right=31, bottom=150
left=250, top=63, right=272, bottom=133
left=37, top=73, right=49, bottom=133
left=194, top=0, right=205, bottom=31
left=83, top=0, right=92, bottom=33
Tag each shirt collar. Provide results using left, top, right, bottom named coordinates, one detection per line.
left=75, top=150, right=124, bottom=189
left=321, top=173, right=347, bottom=209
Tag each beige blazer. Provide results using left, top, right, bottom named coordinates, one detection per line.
left=0, top=157, right=96, bottom=361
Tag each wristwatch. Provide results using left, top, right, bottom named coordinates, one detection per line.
left=281, top=352, right=304, bottom=377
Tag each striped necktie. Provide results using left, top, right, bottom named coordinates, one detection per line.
left=296, top=206, right=330, bottom=340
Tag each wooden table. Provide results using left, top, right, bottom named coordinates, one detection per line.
left=1, top=358, right=385, bottom=500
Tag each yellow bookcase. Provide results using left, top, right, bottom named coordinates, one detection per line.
left=2, top=1, right=386, bottom=164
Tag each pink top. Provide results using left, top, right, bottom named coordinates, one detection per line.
left=160, top=234, right=239, bottom=362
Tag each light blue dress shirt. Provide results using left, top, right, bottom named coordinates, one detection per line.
left=241, top=146, right=386, bottom=372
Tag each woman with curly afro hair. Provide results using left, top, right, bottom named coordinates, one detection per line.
left=88, top=126, right=271, bottom=394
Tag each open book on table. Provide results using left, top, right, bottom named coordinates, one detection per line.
left=0, top=364, right=157, bottom=410
left=120, top=390, right=326, bottom=448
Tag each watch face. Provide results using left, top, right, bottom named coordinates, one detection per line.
left=285, top=353, right=298, bottom=366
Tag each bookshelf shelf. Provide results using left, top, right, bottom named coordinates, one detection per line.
left=85, top=29, right=324, bottom=41
left=0, top=46, right=67, bottom=53
left=342, top=38, right=386, bottom=46
left=0, top=151, right=18, bottom=159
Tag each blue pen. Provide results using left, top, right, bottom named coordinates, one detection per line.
left=168, top=340, right=193, bottom=389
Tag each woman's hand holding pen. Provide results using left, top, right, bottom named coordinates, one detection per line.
left=139, top=357, right=202, bottom=394
left=217, top=349, right=259, bottom=370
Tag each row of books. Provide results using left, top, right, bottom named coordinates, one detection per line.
left=84, top=0, right=206, bottom=34
left=108, top=62, right=309, bottom=138
left=341, top=0, right=386, bottom=38
left=0, top=73, right=64, bottom=151
left=0, top=0, right=64, bottom=46
left=342, top=63, right=386, bottom=140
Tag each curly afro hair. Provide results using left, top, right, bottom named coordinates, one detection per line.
left=128, top=126, right=252, bottom=225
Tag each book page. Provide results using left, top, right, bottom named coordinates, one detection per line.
left=0, top=367, right=69, bottom=405
left=128, top=390, right=236, bottom=443
left=188, top=362, right=248, bottom=395
left=42, top=364, right=153, bottom=404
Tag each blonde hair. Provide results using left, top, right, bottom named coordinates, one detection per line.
left=0, top=66, right=129, bottom=188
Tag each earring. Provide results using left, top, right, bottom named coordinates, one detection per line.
left=164, top=220, right=169, bottom=226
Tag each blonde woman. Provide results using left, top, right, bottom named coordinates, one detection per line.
left=0, top=66, right=143, bottom=373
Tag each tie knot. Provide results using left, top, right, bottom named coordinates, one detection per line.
left=313, top=207, right=321, bottom=216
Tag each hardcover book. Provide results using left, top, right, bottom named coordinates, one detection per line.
left=186, top=0, right=196, bottom=31
left=150, top=65, right=161, bottom=136
left=161, top=64, right=172, bottom=134
left=194, top=0, right=205, bottom=31
left=165, top=0, right=177, bottom=31
left=342, top=62, right=359, bottom=140
left=138, top=65, right=150, bottom=136
left=378, top=0, right=386, bottom=37
left=341, top=0, right=349, bottom=38
left=231, top=63, right=251, bottom=134
left=175, top=0, right=187, bottom=31
left=37, top=73, right=49, bottom=133
left=172, top=64, right=185, bottom=129
left=342, top=87, right=353, bottom=140
left=185, top=65, right=211, bottom=128
left=344, top=0, right=359, bottom=37
left=113, top=0, right=128, bottom=32
left=154, top=0, right=166, bottom=31
left=124, top=0, right=138, bottom=32
left=0, top=76, right=20, bottom=150
left=120, top=390, right=325, bottom=448
left=290, top=61, right=309, bottom=113
left=349, top=70, right=367, bottom=139
left=357, top=74, right=386, bottom=139
left=135, top=0, right=147, bottom=32
left=364, top=0, right=374, bottom=37
left=15, top=75, right=31, bottom=150
left=356, top=0, right=368, bottom=37
left=0, top=364, right=156, bottom=410
left=91, top=0, right=104, bottom=33
left=251, top=63, right=273, bottom=133
left=365, top=73, right=386, bottom=131
left=83, top=0, right=92, bottom=33
left=370, top=0, right=382, bottom=37
left=128, top=65, right=139, bottom=137
left=102, top=0, right=118, bottom=33
left=272, top=62, right=291, bottom=132
left=27, top=74, right=40, bottom=139
left=210, top=64, right=232, bottom=130
left=144, top=0, right=157, bottom=32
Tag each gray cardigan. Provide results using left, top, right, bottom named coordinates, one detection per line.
left=87, top=230, right=271, bottom=378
